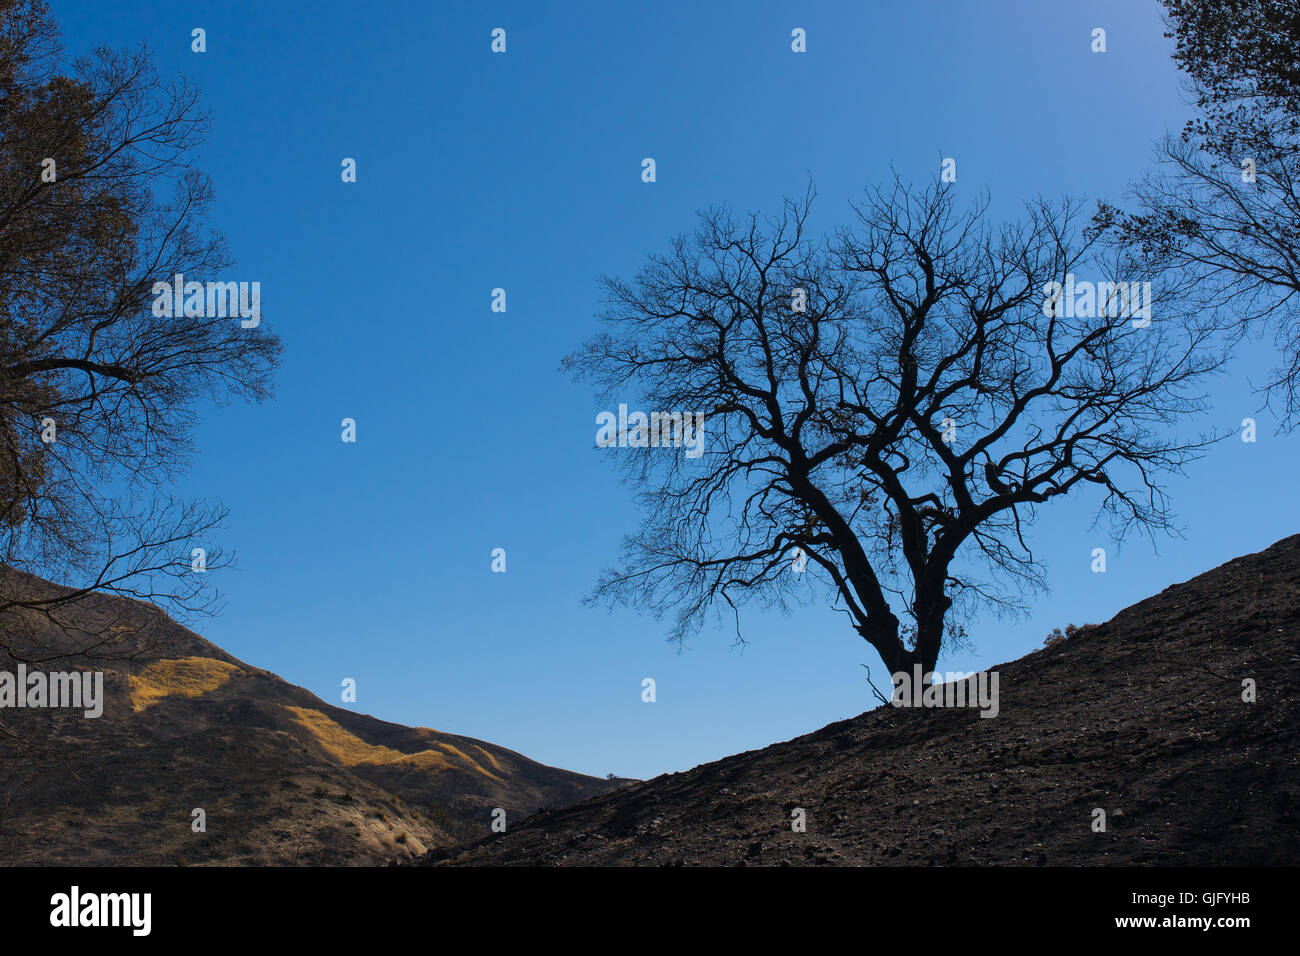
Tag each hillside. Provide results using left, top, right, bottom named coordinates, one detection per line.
left=0, top=575, right=623, bottom=865
left=418, top=535, right=1300, bottom=866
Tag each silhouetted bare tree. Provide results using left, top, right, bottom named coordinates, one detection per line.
left=566, top=178, right=1222, bottom=684
left=0, top=0, right=280, bottom=653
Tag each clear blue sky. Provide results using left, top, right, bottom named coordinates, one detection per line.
left=53, top=0, right=1296, bottom=779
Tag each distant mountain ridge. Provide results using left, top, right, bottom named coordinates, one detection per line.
left=0, top=575, right=625, bottom=865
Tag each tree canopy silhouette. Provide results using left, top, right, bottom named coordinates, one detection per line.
left=1112, top=0, right=1300, bottom=427
left=0, top=0, right=280, bottom=655
left=566, top=179, right=1222, bottom=684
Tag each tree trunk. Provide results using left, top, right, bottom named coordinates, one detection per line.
left=859, top=593, right=949, bottom=704
left=913, top=589, right=951, bottom=683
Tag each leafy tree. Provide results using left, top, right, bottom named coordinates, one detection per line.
left=0, top=0, right=280, bottom=657
left=1110, top=0, right=1300, bottom=426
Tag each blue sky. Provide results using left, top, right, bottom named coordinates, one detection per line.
left=53, top=0, right=1296, bottom=779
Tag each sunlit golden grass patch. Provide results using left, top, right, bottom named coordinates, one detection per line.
left=129, top=657, right=242, bottom=712
left=439, top=743, right=503, bottom=781
left=284, top=707, right=506, bottom=779
left=285, top=706, right=455, bottom=770
left=474, top=744, right=505, bottom=773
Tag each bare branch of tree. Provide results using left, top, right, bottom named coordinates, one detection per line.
left=0, top=0, right=280, bottom=650
left=566, top=176, right=1223, bottom=683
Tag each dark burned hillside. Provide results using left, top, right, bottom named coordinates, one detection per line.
left=0, top=577, right=624, bottom=865
left=419, top=535, right=1300, bottom=866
